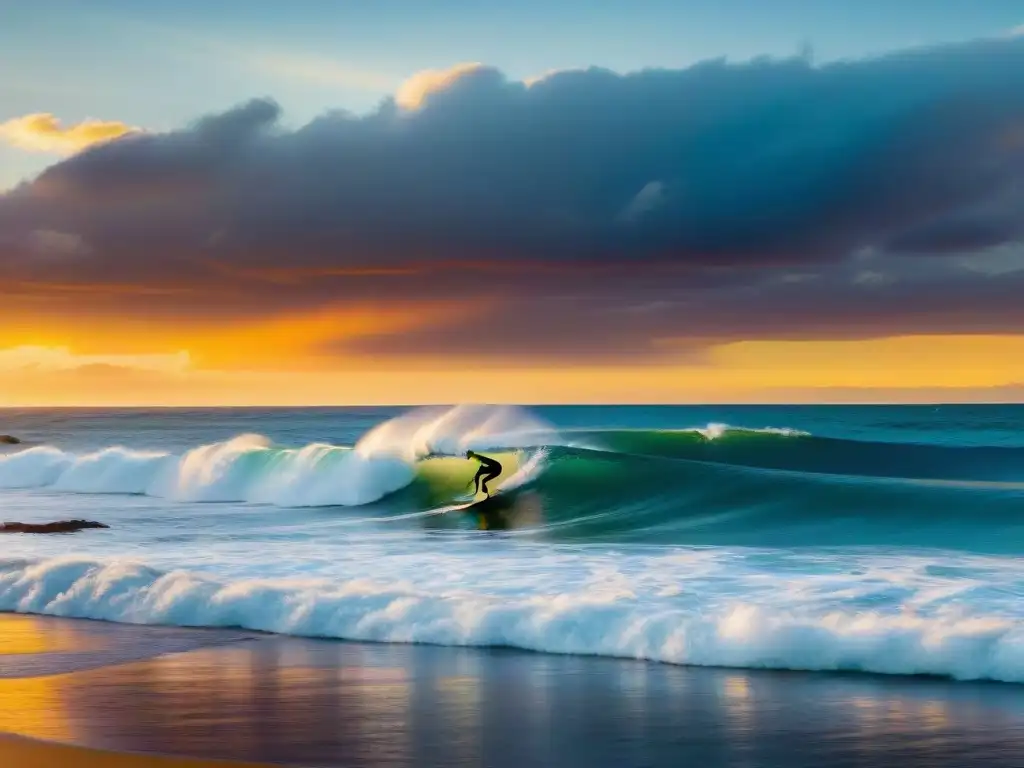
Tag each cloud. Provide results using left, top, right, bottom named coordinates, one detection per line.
left=394, top=62, right=490, bottom=109
left=26, top=229, right=91, bottom=259
left=1, top=37, right=1024, bottom=363
left=883, top=186, right=1024, bottom=255
left=0, top=113, right=139, bottom=155
left=523, top=68, right=584, bottom=87
left=0, top=228, right=91, bottom=263
left=617, top=181, right=666, bottom=223
left=0, top=346, right=190, bottom=374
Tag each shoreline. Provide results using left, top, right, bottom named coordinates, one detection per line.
left=3, top=607, right=1024, bottom=688
left=4, top=613, right=1024, bottom=767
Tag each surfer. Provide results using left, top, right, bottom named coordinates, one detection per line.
left=466, top=450, right=502, bottom=497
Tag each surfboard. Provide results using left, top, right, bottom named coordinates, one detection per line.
left=415, top=451, right=522, bottom=506
left=464, top=492, right=511, bottom=511
left=467, top=485, right=509, bottom=503
left=432, top=486, right=512, bottom=515
left=427, top=500, right=477, bottom=515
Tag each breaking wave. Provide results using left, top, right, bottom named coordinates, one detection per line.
left=0, top=405, right=554, bottom=507
left=2, top=552, right=1024, bottom=683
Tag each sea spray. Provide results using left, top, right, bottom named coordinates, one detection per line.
left=355, top=403, right=559, bottom=461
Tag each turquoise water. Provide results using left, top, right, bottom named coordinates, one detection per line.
left=2, top=404, right=1024, bottom=681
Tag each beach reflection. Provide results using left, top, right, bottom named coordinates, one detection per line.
left=0, top=675, right=74, bottom=742
left=0, top=615, right=106, bottom=743
left=4, top=629, right=1024, bottom=767
left=0, top=613, right=100, bottom=655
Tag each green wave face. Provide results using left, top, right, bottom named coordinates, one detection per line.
left=409, top=432, right=1024, bottom=553
left=592, top=428, right=1024, bottom=483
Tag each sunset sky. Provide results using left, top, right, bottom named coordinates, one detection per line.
left=2, top=0, right=1024, bottom=405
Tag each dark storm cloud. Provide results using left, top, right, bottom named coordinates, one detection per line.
left=340, top=295, right=716, bottom=363
left=342, top=263, right=1024, bottom=361
left=884, top=189, right=1024, bottom=255
left=2, top=35, right=1024, bottom=359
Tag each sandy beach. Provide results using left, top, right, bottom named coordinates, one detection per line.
left=0, top=733, right=265, bottom=768
left=3, top=612, right=1024, bottom=767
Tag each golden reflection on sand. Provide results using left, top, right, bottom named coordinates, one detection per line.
left=51, top=643, right=415, bottom=767
left=720, top=673, right=756, bottom=764
left=0, top=614, right=102, bottom=655
left=0, top=733, right=271, bottom=768
left=0, top=615, right=111, bottom=743
left=0, top=674, right=73, bottom=742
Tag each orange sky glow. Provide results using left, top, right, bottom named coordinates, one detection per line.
left=3, top=329, right=1023, bottom=406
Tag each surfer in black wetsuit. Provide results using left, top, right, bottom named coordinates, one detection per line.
left=466, top=450, right=502, bottom=497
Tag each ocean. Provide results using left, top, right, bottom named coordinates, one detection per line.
left=2, top=403, right=1024, bottom=683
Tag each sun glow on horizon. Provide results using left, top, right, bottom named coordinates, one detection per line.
left=2, top=334, right=1023, bottom=406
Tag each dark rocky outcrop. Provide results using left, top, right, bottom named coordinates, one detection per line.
left=0, top=520, right=109, bottom=534
left=0, top=435, right=20, bottom=444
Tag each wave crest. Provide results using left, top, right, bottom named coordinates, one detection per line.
left=0, top=434, right=413, bottom=507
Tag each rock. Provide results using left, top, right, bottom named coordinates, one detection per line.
left=0, top=435, right=20, bottom=444
left=0, top=520, right=110, bottom=534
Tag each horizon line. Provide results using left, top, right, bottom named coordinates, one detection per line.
left=2, top=401, right=1022, bottom=410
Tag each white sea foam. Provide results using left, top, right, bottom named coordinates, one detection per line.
left=2, top=549, right=1023, bottom=683
left=497, top=448, right=548, bottom=492
left=692, top=423, right=810, bottom=440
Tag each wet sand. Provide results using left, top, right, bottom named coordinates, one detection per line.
left=3, top=613, right=1024, bottom=767
left=0, top=733, right=265, bottom=768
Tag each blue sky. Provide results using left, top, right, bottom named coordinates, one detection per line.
left=2, top=0, right=1021, bottom=187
